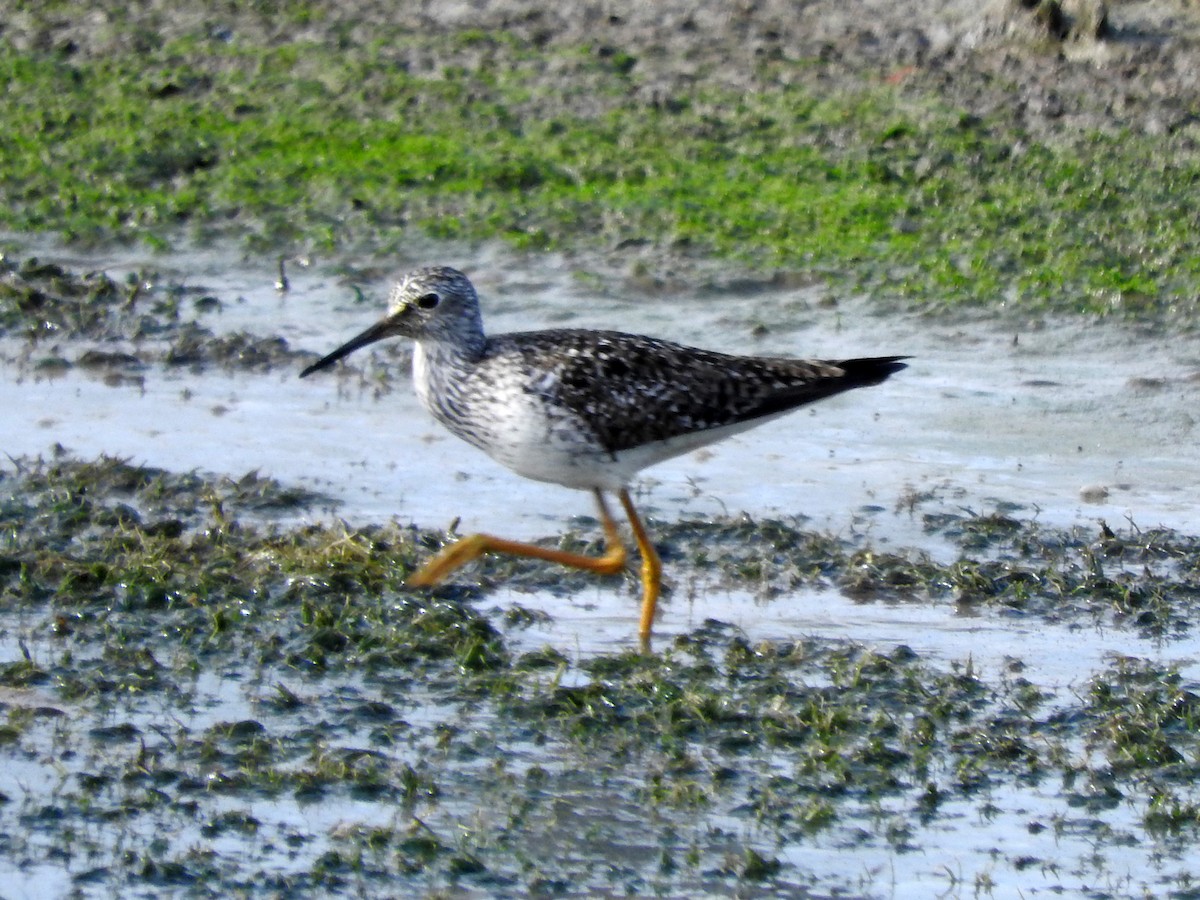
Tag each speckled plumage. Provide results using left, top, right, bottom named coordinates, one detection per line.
left=301, top=265, right=907, bottom=646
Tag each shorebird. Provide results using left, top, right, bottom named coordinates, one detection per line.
left=301, top=266, right=906, bottom=648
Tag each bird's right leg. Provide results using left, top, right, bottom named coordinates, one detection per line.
left=616, top=488, right=663, bottom=652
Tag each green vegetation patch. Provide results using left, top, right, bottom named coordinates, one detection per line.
left=652, top=510, right=1200, bottom=637
left=2, top=25, right=1200, bottom=318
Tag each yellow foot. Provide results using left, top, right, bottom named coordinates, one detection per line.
left=619, top=488, right=663, bottom=651
left=407, top=488, right=664, bottom=651
left=406, top=523, right=628, bottom=590
left=406, top=534, right=494, bottom=587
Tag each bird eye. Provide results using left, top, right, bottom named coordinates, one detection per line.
left=416, top=292, right=440, bottom=310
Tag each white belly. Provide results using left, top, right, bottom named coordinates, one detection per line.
left=414, top=342, right=626, bottom=490
left=462, top=385, right=632, bottom=490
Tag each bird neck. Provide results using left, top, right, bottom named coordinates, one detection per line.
left=412, top=333, right=480, bottom=411
left=410, top=313, right=487, bottom=424
left=416, top=327, right=485, bottom=368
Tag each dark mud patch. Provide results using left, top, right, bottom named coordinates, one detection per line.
left=0, top=253, right=310, bottom=373
left=6, top=0, right=1198, bottom=138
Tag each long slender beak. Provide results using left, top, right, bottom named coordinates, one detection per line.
left=300, top=318, right=397, bottom=378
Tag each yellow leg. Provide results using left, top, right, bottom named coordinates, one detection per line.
left=407, top=489, right=628, bottom=587
left=617, top=488, right=663, bottom=652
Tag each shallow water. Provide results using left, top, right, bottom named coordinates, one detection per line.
left=3, top=238, right=1200, bottom=897
left=5, top=238, right=1198, bottom=549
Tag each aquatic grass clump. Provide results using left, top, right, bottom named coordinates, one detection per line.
left=1084, top=657, right=1200, bottom=775
left=0, top=457, right=492, bottom=669
left=505, top=636, right=1001, bottom=809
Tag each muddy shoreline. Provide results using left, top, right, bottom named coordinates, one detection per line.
left=4, top=2, right=1200, bottom=896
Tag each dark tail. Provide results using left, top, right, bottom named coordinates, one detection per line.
left=833, top=356, right=910, bottom=387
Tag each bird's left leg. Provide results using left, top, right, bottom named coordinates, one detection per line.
left=407, top=489, right=629, bottom=587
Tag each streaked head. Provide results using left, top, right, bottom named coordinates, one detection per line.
left=299, top=266, right=483, bottom=378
